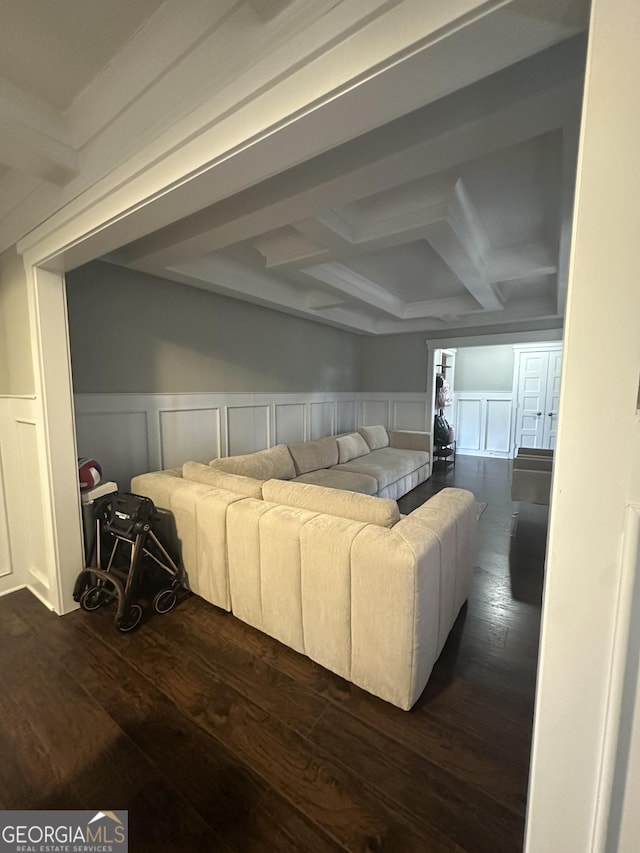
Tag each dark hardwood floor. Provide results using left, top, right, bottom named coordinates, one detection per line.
left=0, top=456, right=548, bottom=852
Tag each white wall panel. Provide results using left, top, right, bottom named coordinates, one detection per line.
left=361, top=400, right=390, bottom=427
left=336, top=400, right=357, bottom=434
left=453, top=392, right=514, bottom=457
left=16, top=420, right=50, bottom=592
left=160, top=408, right=221, bottom=468
left=485, top=398, right=512, bottom=452
left=0, top=397, right=40, bottom=599
left=76, top=411, right=149, bottom=489
left=226, top=405, right=270, bottom=455
left=456, top=399, right=482, bottom=450
left=393, top=399, right=428, bottom=431
left=73, top=391, right=439, bottom=485
left=274, top=403, right=305, bottom=446
left=309, top=402, right=334, bottom=439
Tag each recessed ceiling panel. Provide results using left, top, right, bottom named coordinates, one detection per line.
left=459, top=132, right=563, bottom=250
left=341, top=240, right=468, bottom=303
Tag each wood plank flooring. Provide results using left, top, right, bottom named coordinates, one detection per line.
left=0, top=456, right=547, bottom=851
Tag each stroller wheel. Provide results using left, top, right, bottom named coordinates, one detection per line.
left=80, top=585, right=109, bottom=612
left=153, top=588, right=177, bottom=614
left=117, top=603, right=143, bottom=633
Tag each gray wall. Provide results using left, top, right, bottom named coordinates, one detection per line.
left=358, top=333, right=428, bottom=391
left=0, top=246, right=34, bottom=395
left=454, top=344, right=515, bottom=392
left=66, top=262, right=360, bottom=393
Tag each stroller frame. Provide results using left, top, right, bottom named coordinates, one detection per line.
left=75, top=492, right=183, bottom=632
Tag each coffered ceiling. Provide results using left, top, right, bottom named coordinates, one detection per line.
left=0, top=0, right=589, bottom=337
left=108, top=36, right=585, bottom=335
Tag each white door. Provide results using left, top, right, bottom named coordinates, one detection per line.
left=542, top=349, right=563, bottom=449
left=514, top=347, right=563, bottom=451
left=514, top=350, right=549, bottom=449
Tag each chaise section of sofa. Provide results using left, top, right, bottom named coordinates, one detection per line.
left=128, top=424, right=479, bottom=710
left=224, top=479, right=476, bottom=710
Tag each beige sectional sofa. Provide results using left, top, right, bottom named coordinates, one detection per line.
left=200, top=424, right=431, bottom=500
left=131, top=426, right=477, bottom=710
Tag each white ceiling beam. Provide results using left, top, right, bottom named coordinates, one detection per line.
left=375, top=294, right=559, bottom=334
left=252, top=227, right=328, bottom=268
left=66, top=0, right=241, bottom=147
left=423, top=211, right=504, bottom=312
left=0, top=81, right=77, bottom=184
left=300, top=261, right=486, bottom=321
left=140, top=255, right=380, bottom=334
left=303, top=263, right=407, bottom=319
left=111, top=60, right=584, bottom=270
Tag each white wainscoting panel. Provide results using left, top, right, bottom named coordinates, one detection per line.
left=73, top=392, right=435, bottom=487
left=309, top=402, right=334, bottom=439
left=361, top=399, right=390, bottom=427
left=336, top=399, right=357, bottom=434
left=16, top=419, right=50, bottom=592
left=0, top=397, right=45, bottom=600
left=76, top=411, right=150, bottom=488
left=274, top=403, right=306, bottom=446
left=456, top=399, right=482, bottom=451
left=392, top=399, right=429, bottom=431
left=453, top=392, right=514, bottom=457
left=226, top=405, right=270, bottom=456
left=160, top=408, right=221, bottom=468
left=485, top=398, right=512, bottom=453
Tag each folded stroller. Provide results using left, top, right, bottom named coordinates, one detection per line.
left=73, top=491, right=183, bottom=632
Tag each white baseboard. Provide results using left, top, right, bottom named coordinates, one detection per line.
left=0, top=583, right=26, bottom=600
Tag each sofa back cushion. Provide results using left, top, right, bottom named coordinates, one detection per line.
left=336, top=432, right=370, bottom=464
left=183, top=461, right=264, bottom=499
left=210, top=444, right=295, bottom=481
left=358, top=425, right=390, bottom=451
left=288, top=436, right=339, bottom=475
left=262, top=479, right=400, bottom=528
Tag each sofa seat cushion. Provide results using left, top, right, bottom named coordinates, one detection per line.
left=210, top=444, right=295, bottom=480
left=288, top=436, right=339, bottom=475
left=262, top=479, right=400, bottom=528
left=183, top=461, right=264, bottom=499
left=335, top=447, right=429, bottom=490
left=293, top=468, right=378, bottom=495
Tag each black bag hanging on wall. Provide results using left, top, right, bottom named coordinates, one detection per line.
left=434, top=413, right=453, bottom=446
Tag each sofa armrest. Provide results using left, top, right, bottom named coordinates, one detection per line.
left=387, top=430, right=431, bottom=452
